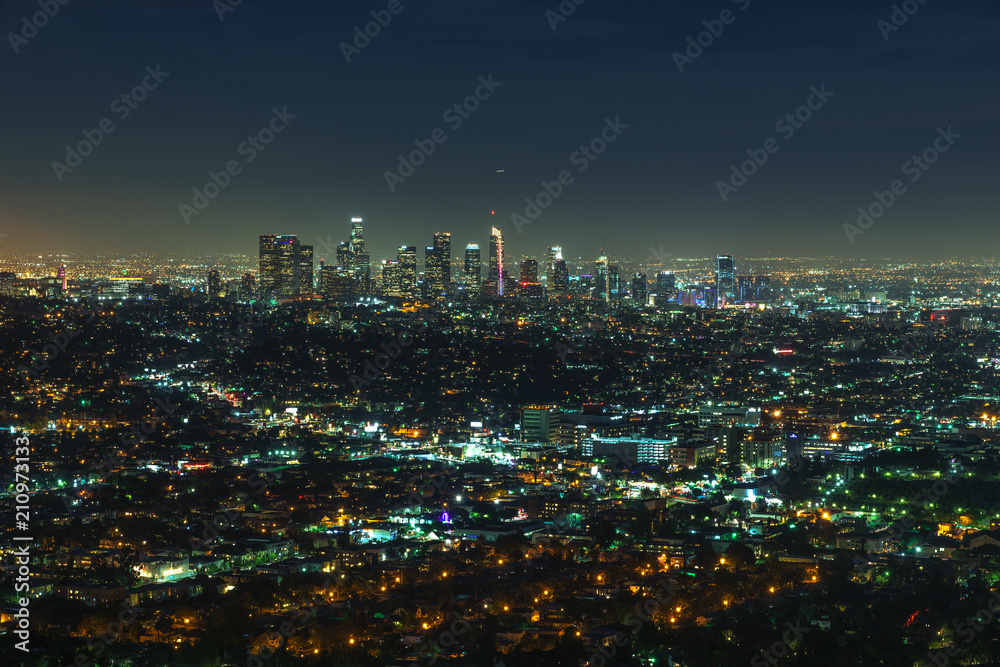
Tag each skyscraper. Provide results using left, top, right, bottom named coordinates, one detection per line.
left=397, top=246, right=417, bottom=298
left=337, top=242, right=354, bottom=273
left=631, top=273, right=647, bottom=304
left=207, top=270, right=222, bottom=298
left=550, top=260, right=569, bottom=293
left=424, top=245, right=441, bottom=298
left=239, top=273, right=256, bottom=302
left=520, top=258, right=542, bottom=297
left=608, top=264, right=621, bottom=301
left=657, top=271, right=676, bottom=296
left=434, top=232, right=451, bottom=291
left=716, top=254, right=736, bottom=304
left=350, top=217, right=364, bottom=256
left=520, top=258, right=538, bottom=283
left=424, top=232, right=451, bottom=297
left=259, top=234, right=309, bottom=300
left=299, top=245, right=313, bottom=296
left=259, top=234, right=279, bottom=299
left=319, top=264, right=355, bottom=301
left=464, top=244, right=481, bottom=293
left=595, top=252, right=608, bottom=302
left=738, top=275, right=772, bottom=302
left=546, top=246, right=563, bottom=285
left=381, top=260, right=405, bottom=298
left=756, top=275, right=771, bottom=302
left=349, top=216, right=370, bottom=291
left=355, top=251, right=371, bottom=288
left=276, top=236, right=300, bottom=298
left=57, top=264, right=67, bottom=292
left=488, top=227, right=504, bottom=297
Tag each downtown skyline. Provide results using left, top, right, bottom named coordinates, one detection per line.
left=7, top=2, right=1000, bottom=664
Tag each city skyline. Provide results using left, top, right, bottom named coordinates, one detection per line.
left=8, top=2, right=1000, bottom=664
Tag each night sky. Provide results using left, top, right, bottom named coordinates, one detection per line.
left=2, top=0, right=998, bottom=262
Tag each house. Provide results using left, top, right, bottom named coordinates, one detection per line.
left=921, top=536, right=961, bottom=558
left=963, top=529, right=1000, bottom=551
left=835, top=528, right=893, bottom=553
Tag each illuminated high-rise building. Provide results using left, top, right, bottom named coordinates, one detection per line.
left=337, top=242, right=354, bottom=272
left=57, top=264, right=67, bottom=291
left=756, top=275, right=771, bottom=302
left=631, top=273, right=647, bottom=304
left=488, top=227, right=504, bottom=297
left=239, top=272, right=256, bottom=302
left=608, top=264, right=621, bottom=300
left=423, top=232, right=451, bottom=297
left=207, top=270, right=222, bottom=298
left=657, top=271, right=675, bottom=296
left=381, top=260, right=406, bottom=298
left=716, top=254, right=736, bottom=304
left=546, top=246, right=563, bottom=284
left=348, top=217, right=370, bottom=291
left=350, top=217, right=364, bottom=256
left=259, top=234, right=279, bottom=299
left=464, top=244, right=481, bottom=293
left=595, top=252, right=608, bottom=302
left=299, top=245, right=314, bottom=296
left=738, top=275, right=772, bottom=302
left=550, top=260, right=569, bottom=293
left=520, top=258, right=538, bottom=284
left=424, top=245, right=441, bottom=298
left=520, top=258, right=542, bottom=297
left=259, top=234, right=310, bottom=300
left=434, top=232, right=451, bottom=290
left=397, top=246, right=418, bottom=298
left=319, top=264, right=356, bottom=301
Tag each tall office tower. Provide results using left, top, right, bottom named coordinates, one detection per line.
left=595, top=253, right=608, bottom=302
left=319, top=264, right=334, bottom=298
left=488, top=227, right=504, bottom=297
left=657, top=270, right=676, bottom=295
left=207, top=270, right=222, bottom=298
left=519, top=258, right=542, bottom=297
left=337, top=241, right=354, bottom=271
left=520, top=258, right=539, bottom=283
left=632, top=273, right=648, bottom=304
left=424, top=245, right=441, bottom=297
left=259, top=234, right=279, bottom=299
left=550, top=259, right=569, bottom=293
left=434, top=232, right=451, bottom=290
left=239, top=272, right=256, bottom=302
left=354, top=251, right=371, bottom=292
left=716, top=254, right=736, bottom=304
left=397, top=246, right=417, bottom=298
left=464, top=244, right=481, bottom=293
left=319, top=264, right=356, bottom=301
left=57, top=264, right=67, bottom=291
left=259, top=234, right=310, bottom=300
left=350, top=217, right=364, bottom=256
left=738, top=275, right=753, bottom=302
left=381, top=260, right=406, bottom=298
left=546, top=246, right=563, bottom=284
left=608, top=264, right=621, bottom=300
left=755, top=275, right=772, bottom=301
left=260, top=234, right=300, bottom=299
left=276, top=236, right=301, bottom=297
left=355, top=252, right=370, bottom=278
left=336, top=242, right=354, bottom=272
left=701, top=287, right=718, bottom=309
left=299, top=245, right=314, bottom=296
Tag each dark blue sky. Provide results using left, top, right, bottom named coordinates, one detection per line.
left=1, top=0, right=998, bottom=262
